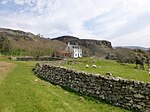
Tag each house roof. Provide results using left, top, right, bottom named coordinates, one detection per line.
left=68, top=43, right=81, bottom=49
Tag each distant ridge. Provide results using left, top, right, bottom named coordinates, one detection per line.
left=114, top=46, right=150, bottom=51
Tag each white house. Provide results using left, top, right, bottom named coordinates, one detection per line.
left=66, top=42, right=82, bottom=58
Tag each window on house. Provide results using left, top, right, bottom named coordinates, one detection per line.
left=75, top=54, right=77, bottom=56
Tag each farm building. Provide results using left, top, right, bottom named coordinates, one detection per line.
left=66, top=42, right=82, bottom=58
left=52, top=50, right=70, bottom=58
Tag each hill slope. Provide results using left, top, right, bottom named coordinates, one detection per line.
left=0, top=28, right=114, bottom=57
left=52, top=36, right=112, bottom=57
left=1, top=28, right=148, bottom=61
left=0, top=28, right=66, bottom=56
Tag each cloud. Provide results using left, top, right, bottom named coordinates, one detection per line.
left=13, top=0, right=25, bottom=5
left=111, top=13, right=150, bottom=37
left=112, top=26, right=150, bottom=47
left=0, top=0, right=150, bottom=47
left=1, top=0, right=9, bottom=4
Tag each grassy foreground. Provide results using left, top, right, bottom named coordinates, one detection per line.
left=64, top=58, right=150, bottom=82
left=0, top=57, right=130, bottom=112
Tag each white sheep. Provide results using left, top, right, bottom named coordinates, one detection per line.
left=85, top=64, right=89, bottom=68
left=149, top=69, right=150, bottom=76
left=92, top=64, right=97, bottom=68
left=106, top=72, right=112, bottom=76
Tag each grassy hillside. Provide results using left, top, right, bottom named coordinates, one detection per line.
left=64, top=58, right=150, bottom=83
left=0, top=57, right=130, bottom=112
left=0, top=28, right=66, bottom=56
left=112, top=47, right=150, bottom=63
left=1, top=28, right=149, bottom=62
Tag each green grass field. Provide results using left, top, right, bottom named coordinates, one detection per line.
left=0, top=56, right=130, bottom=112
left=64, top=58, right=150, bottom=83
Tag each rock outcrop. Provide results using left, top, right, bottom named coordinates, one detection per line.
left=52, top=36, right=112, bottom=57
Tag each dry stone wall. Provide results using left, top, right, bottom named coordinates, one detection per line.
left=9, top=56, right=62, bottom=61
left=34, top=63, right=150, bottom=112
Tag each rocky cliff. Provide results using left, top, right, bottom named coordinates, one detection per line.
left=52, top=36, right=113, bottom=57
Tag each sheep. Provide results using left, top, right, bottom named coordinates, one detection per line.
left=106, top=72, right=112, bottom=76
left=79, top=96, right=84, bottom=100
left=98, top=66, right=102, bottom=68
left=92, top=64, right=97, bottom=68
left=85, top=64, right=89, bottom=68
left=149, top=69, right=150, bottom=76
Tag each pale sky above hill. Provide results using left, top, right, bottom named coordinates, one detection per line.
left=0, top=0, right=150, bottom=47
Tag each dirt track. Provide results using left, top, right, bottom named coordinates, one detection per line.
left=0, top=61, right=14, bottom=82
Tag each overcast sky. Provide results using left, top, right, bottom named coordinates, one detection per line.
left=0, top=0, right=150, bottom=47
